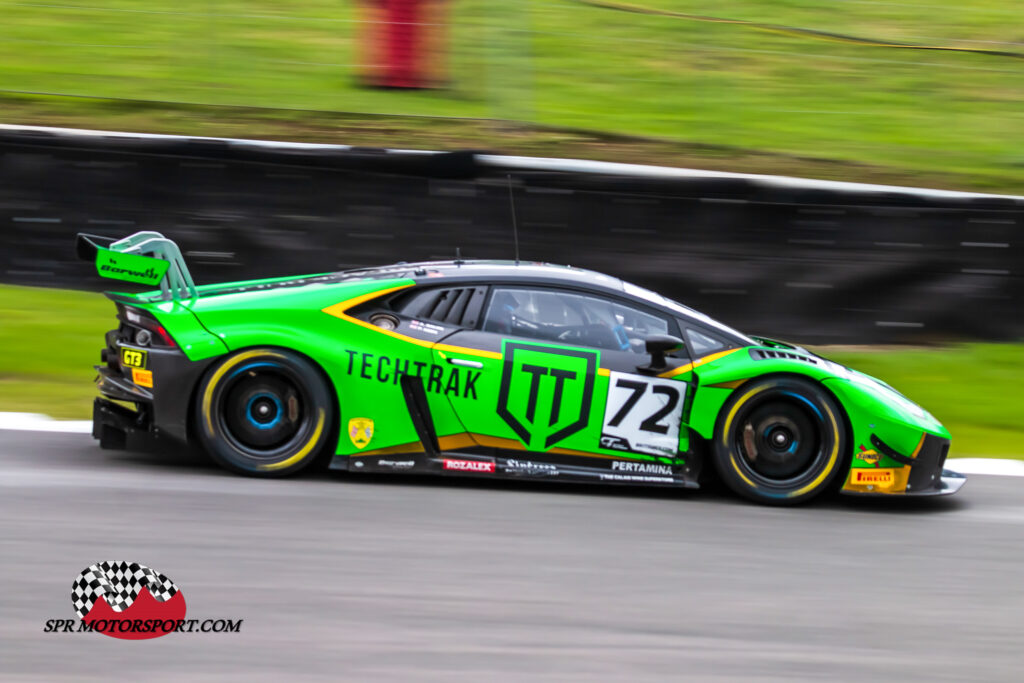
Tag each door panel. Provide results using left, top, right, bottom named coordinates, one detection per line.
left=435, top=322, right=694, bottom=462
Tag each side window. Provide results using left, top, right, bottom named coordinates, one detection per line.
left=391, top=286, right=486, bottom=327
left=482, top=288, right=669, bottom=354
left=684, top=326, right=727, bottom=356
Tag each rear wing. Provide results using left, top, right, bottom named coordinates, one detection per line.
left=76, top=231, right=197, bottom=301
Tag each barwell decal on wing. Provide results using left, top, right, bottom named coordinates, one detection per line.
left=496, top=342, right=598, bottom=450
left=95, top=250, right=170, bottom=286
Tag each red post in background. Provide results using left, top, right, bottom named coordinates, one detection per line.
left=358, top=0, right=450, bottom=89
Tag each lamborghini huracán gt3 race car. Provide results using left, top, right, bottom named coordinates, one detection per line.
left=80, top=231, right=964, bottom=505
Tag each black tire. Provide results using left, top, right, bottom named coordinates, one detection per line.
left=713, top=376, right=847, bottom=505
left=195, top=348, right=333, bottom=477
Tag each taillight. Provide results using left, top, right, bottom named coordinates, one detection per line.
left=118, top=305, right=178, bottom=349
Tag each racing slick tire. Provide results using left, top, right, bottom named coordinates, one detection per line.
left=712, top=376, right=847, bottom=506
left=195, top=348, right=333, bottom=477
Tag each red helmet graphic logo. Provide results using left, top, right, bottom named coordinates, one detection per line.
left=71, top=562, right=186, bottom=640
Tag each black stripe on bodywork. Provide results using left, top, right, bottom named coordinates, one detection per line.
left=400, top=375, right=439, bottom=456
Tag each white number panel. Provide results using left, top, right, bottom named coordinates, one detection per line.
left=599, top=371, right=687, bottom=456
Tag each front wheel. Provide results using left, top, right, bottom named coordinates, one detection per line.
left=195, top=348, right=333, bottom=476
left=713, top=377, right=847, bottom=505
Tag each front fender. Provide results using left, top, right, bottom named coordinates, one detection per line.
left=823, top=377, right=952, bottom=494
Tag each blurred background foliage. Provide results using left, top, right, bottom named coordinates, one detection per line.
left=1, top=0, right=1022, bottom=191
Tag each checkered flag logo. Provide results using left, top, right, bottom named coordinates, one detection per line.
left=71, top=562, right=179, bottom=619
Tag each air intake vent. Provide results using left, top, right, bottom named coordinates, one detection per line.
left=749, top=349, right=818, bottom=364
left=423, top=287, right=475, bottom=325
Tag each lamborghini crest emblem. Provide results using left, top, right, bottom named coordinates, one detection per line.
left=348, top=417, right=374, bottom=449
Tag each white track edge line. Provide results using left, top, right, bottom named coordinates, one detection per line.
left=0, top=412, right=92, bottom=433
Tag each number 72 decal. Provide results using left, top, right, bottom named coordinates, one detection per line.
left=599, top=371, right=686, bottom=456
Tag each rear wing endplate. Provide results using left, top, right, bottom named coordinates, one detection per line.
left=76, top=231, right=197, bottom=301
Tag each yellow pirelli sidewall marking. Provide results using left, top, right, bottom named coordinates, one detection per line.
left=721, top=380, right=842, bottom=497
left=202, top=350, right=287, bottom=435
left=722, top=384, right=770, bottom=445
left=322, top=285, right=502, bottom=360
left=722, top=383, right=771, bottom=488
left=259, top=408, right=326, bottom=471
left=787, top=401, right=841, bottom=498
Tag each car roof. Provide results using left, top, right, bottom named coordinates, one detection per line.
left=349, top=260, right=754, bottom=345
left=346, top=259, right=627, bottom=293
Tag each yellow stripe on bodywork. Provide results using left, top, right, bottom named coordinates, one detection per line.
left=352, top=441, right=427, bottom=457
left=706, top=379, right=747, bottom=390
left=322, top=285, right=502, bottom=360
left=911, top=433, right=926, bottom=459
left=658, top=348, right=740, bottom=379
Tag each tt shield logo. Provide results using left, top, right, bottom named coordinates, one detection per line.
left=496, top=341, right=598, bottom=450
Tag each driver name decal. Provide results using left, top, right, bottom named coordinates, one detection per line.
left=497, top=341, right=598, bottom=450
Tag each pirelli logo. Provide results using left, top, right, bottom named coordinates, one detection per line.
left=131, top=368, right=154, bottom=388
left=851, top=468, right=895, bottom=486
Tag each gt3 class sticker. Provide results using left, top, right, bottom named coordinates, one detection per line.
left=600, top=371, right=686, bottom=456
left=120, top=347, right=147, bottom=368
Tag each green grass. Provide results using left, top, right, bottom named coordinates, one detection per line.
left=0, top=285, right=115, bottom=418
left=1, top=0, right=1023, bottom=191
left=2, top=284, right=1022, bottom=457
left=819, top=344, right=1024, bottom=459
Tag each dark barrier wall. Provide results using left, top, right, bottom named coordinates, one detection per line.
left=1, top=128, right=1022, bottom=343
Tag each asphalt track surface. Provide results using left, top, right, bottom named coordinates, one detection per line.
left=4, top=431, right=1024, bottom=682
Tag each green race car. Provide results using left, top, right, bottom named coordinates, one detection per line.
left=79, top=231, right=964, bottom=505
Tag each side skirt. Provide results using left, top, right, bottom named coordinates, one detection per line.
left=336, top=448, right=700, bottom=489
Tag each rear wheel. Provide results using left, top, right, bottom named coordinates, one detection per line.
left=195, top=348, right=333, bottom=476
left=713, top=376, right=847, bottom=505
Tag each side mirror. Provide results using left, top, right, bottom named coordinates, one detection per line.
left=641, top=334, right=685, bottom=372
